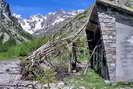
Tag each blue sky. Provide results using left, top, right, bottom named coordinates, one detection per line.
left=6, top=0, right=95, bottom=18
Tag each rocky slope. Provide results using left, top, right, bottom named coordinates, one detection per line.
left=13, top=10, right=84, bottom=35
left=0, top=0, right=32, bottom=52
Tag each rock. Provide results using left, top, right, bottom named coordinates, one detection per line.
left=0, top=0, right=32, bottom=52
left=56, top=82, right=64, bottom=88
left=104, top=80, right=112, bottom=85
left=0, top=60, right=21, bottom=85
left=72, top=70, right=77, bottom=73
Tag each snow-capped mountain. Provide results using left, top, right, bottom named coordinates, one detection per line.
left=13, top=10, right=84, bottom=35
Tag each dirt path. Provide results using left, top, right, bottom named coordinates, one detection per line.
left=0, top=59, right=32, bottom=89
left=0, top=59, right=21, bottom=84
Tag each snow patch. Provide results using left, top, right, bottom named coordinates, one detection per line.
left=14, top=9, right=84, bottom=34
left=52, top=17, right=65, bottom=25
left=13, top=13, right=22, bottom=19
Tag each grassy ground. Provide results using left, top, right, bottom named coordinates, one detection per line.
left=65, top=69, right=114, bottom=89
left=0, top=35, right=50, bottom=60
left=64, top=69, right=133, bottom=89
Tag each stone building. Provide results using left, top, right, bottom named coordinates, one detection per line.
left=86, top=0, right=133, bottom=81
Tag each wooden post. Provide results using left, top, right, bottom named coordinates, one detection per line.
left=67, top=42, right=73, bottom=73
left=71, top=42, right=78, bottom=71
left=68, top=53, right=72, bottom=73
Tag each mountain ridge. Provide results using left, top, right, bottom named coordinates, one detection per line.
left=0, top=0, right=32, bottom=52
left=13, top=10, right=84, bottom=35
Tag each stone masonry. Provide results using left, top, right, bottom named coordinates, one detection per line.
left=86, top=0, right=133, bottom=82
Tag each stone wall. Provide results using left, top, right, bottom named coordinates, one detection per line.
left=87, top=2, right=133, bottom=81
left=116, top=13, right=133, bottom=81
left=97, top=5, right=117, bottom=81
left=98, top=3, right=133, bottom=81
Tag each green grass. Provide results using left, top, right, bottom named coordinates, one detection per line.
left=0, top=35, right=50, bottom=60
left=112, top=82, right=133, bottom=88
left=64, top=69, right=133, bottom=89
left=65, top=69, right=114, bottom=89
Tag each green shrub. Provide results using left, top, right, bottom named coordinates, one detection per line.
left=36, top=68, right=57, bottom=89
left=0, top=35, right=50, bottom=60
left=0, top=39, right=17, bottom=52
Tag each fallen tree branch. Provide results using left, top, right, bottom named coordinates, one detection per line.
left=83, top=44, right=102, bottom=75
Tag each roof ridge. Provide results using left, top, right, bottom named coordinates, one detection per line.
left=96, top=0, right=133, bottom=16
